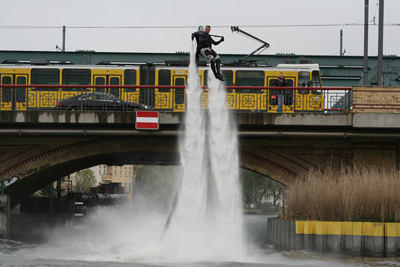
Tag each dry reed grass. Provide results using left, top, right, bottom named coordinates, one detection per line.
left=281, top=166, right=400, bottom=222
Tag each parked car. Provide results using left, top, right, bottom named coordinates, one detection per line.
left=55, top=92, right=153, bottom=111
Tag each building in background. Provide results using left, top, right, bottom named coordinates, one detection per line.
left=69, top=165, right=136, bottom=195
left=101, top=165, right=137, bottom=195
left=91, top=164, right=107, bottom=185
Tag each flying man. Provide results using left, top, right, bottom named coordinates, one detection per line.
left=192, top=25, right=225, bottom=81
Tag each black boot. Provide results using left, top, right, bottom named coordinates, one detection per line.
left=210, top=60, right=218, bottom=77
left=215, top=59, right=224, bottom=81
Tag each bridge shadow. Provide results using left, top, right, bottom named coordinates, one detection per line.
left=5, top=150, right=180, bottom=208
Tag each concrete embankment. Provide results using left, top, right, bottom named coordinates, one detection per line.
left=267, top=217, right=400, bottom=257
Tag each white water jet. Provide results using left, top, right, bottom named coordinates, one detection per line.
left=160, top=42, right=208, bottom=260
left=162, top=42, right=245, bottom=261
left=207, top=73, right=245, bottom=260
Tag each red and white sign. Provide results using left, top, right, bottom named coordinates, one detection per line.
left=135, top=111, right=159, bottom=130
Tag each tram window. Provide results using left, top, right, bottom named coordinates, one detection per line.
left=110, top=77, right=119, bottom=85
left=31, top=69, right=60, bottom=91
left=62, top=69, right=90, bottom=92
left=222, top=70, right=233, bottom=86
left=285, top=79, right=295, bottom=105
left=158, top=69, right=171, bottom=92
left=17, top=76, right=26, bottom=84
left=124, top=70, right=137, bottom=92
left=204, top=70, right=232, bottom=88
left=1, top=76, right=12, bottom=103
left=175, top=78, right=185, bottom=104
left=140, top=65, right=155, bottom=85
left=16, top=76, right=26, bottom=102
left=311, top=70, right=322, bottom=94
left=298, top=71, right=310, bottom=94
left=311, top=70, right=321, bottom=87
left=236, top=70, right=264, bottom=93
left=95, top=77, right=105, bottom=85
left=269, top=78, right=294, bottom=87
left=110, top=77, right=120, bottom=97
left=139, top=65, right=156, bottom=107
left=222, top=70, right=233, bottom=93
left=95, top=77, right=105, bottom=93
left=284, top=80, right=295, bottom=105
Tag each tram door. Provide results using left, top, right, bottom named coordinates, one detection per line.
left=139, top=65, right=155, bottom=107
left=173, top=75, right=186, bottom=110
left=0, top=74, right=28, bottom=111
left=267, top=76, right=295, bottom=113
left=94, top=75, right=121, bottom=98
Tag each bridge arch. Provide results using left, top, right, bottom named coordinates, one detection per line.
left=2, top=136, right=364, bottom=208
left=4, top=137, right=180, bottom=207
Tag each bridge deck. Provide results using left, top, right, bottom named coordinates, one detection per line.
left=0, top=112, right=399, bottom=137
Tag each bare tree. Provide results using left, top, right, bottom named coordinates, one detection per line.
left=241, top=168, right=284, bottom=209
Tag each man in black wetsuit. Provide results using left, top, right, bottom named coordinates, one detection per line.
left=191, top=25, right=225, bottom=81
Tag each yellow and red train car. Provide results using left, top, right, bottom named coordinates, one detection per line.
left=0, top=60, right=323, bottom=112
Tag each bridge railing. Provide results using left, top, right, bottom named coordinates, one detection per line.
left=0, top=85, right=352, bottom=113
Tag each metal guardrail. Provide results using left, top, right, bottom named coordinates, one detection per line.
left=0, top=85, right=352, bottom=113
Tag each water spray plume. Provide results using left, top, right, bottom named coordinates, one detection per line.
left=159, top=42, right=245, bottom=261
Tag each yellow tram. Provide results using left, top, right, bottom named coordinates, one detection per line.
left=0, top=60, right=323, bottom=112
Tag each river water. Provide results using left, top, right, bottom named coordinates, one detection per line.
left=1, top=214, right=400, bottom=267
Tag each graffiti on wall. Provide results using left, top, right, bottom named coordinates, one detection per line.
left=0, top=176, right=19, bottom=191
left=17, top=167, right=38, bottom=178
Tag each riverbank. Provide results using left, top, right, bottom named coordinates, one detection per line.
left=267, top=217, right=400, bottom=257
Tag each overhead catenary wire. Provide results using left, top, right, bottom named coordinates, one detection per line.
left=0, top=23, right=399, bottom=30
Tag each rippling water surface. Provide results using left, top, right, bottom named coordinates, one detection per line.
left=2, top=215, right=400, bottom=267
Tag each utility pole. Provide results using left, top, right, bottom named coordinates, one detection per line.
left=340, top=29, right=344, bottom=56
left=62, top=25, right=66, bottom=52
left=363, top=0, right=369, bottom=85
left=377, top=0, right=384, bottom=86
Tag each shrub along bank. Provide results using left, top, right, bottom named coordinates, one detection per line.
left=281, top=167, right=400, bottom=222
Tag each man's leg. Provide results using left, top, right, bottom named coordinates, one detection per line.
left=212, top=50, right=224, bottom=81
left=203, top=49, right=217, bottom=76
left=201, top=48, right=224, bottom=81
left=210, top=58, right=218, bottom=77
left=214, top=59, right=224, bottom=81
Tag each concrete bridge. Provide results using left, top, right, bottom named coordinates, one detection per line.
left=0, top=85, right=399, bottom=214
left=1, top=109, right=400, bottom=209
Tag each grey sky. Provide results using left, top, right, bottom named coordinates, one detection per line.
left=1, top=0, right=399, bottom=56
